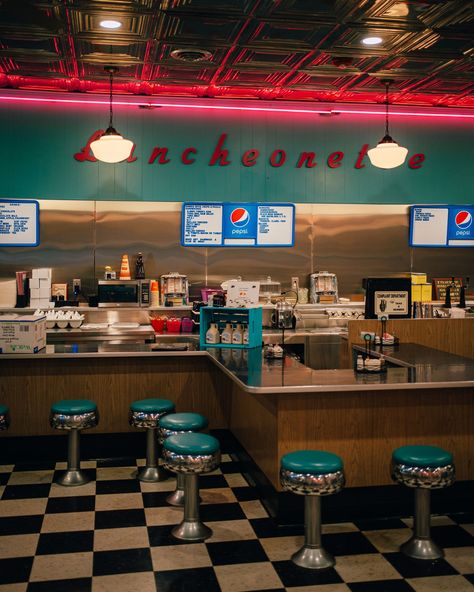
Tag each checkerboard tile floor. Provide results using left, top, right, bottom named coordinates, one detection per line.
left=0, top=452, right=473, bottom=591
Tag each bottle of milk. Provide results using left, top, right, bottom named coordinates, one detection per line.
left=220, top=323, right=233, bottom=344
left=232, top=323, right=244, bottom=345
left=206, top=323, right=220, bottom=344
left=242, top=324, right=249, bottom=345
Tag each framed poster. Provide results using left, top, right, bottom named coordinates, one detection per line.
left=0, top=199, right=40, bottom=247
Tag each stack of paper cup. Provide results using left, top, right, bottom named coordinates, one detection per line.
left=119, top=254, right=131, bottom=280
left=150, top=280, right=159, bottom=306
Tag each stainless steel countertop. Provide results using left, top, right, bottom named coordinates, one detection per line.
left=1, top=341, right=474, bottom=394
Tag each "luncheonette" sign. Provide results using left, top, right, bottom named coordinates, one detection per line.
left=75, top=132, right=425, bottom=169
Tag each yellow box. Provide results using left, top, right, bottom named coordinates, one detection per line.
left=412, top=284, right=422, bottom=301
left=421, top=283, right=432, bottom=302
left=411, top=273, right=427, bottom=284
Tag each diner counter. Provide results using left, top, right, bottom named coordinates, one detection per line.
left=2, top=341, right=474, bottom=393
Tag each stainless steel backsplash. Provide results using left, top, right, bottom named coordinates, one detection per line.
left=0, top=200, right=472, bottom=299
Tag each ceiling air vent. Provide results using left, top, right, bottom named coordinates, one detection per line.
left=170, top=48, right=212, bottom=63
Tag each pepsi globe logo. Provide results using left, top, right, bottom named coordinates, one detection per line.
left=455, top=210, right=472, bottom=230
left=230, top=207, right=250, bottom=228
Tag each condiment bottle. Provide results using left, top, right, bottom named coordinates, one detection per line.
left=220, top=323, right=233, bottom=344
left=135, top=253, right=145, bottom=279
left=206, top=323, right=220, bottom=344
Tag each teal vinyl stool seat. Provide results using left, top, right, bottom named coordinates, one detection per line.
left=129, top=398, right=175, bottom=482
left=162, top=432, right=220, bottom=542
left=158, top=413, right=208, bottom=507
left=391, top=445, right=455, bottom=560
left=50, top=399, right=98, bottom=486
left=0, top=404, right=10, bottom=431
left=280, top=450, right=345, bottom=569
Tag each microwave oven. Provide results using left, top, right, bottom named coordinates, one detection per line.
left=97, top=280, right=151, bottom=308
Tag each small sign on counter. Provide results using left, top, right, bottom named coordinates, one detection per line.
left=0, top=199, right=40, bottom=247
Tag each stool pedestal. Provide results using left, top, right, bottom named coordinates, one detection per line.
left=138, top=427, right=163, bottom=483
left=172, top=473, right=212, bottom=542
left=167, top=474, right=186, bottom=506
left=292, top=496, right=335, bottom=569
left=57, top=429, right=89, bottom=487
left=400, top=488, right=443, bottom=560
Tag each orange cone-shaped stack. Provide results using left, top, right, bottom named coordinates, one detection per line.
left=119, top=254, right=131, bottom=280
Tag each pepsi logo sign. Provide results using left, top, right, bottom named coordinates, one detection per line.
left=230, top=208, right=250, bottom=228
left=455, top=210, right=472, bottom=230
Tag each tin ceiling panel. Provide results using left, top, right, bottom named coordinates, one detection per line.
left=0, top=0, right=472, bottom=107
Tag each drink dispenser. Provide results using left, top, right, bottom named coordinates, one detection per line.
left=160, top=272, right=189, bottom=306
left=309, top=271, right=338, bottom=304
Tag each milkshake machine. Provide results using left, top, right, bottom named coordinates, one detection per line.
left=160, top=272, right=189, bottom=306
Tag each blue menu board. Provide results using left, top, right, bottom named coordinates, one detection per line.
left=409, top=205, right=474, bottom=247
left=181, top=202, right=295, bottom=247
left=0, top=199, right=40, bottom=247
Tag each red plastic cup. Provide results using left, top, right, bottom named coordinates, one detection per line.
left=166, top=317, right=182, bottom=332
left=151, top=318, right=165, bottom=332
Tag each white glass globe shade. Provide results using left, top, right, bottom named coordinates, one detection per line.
left=90, top=134, right=134, bottom=163
left=367, top=142, right=408, bottom=169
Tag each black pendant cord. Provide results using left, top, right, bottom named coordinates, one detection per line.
left=108, top=70, right=114, bottom=129
left=385, top=82, right=390, bottom=137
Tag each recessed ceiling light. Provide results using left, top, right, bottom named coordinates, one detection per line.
left=100, top=19, right=122, bottom=30
left=362, top=36, right=383, bottom=45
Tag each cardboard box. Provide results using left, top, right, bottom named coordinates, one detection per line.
left=39, top=278, right=51, bottom=288
left=0, top=315, right=46, bottom=354
left=39, top=287, right=51, bottom=299
left=32, top=268, right=52, bottom=279
left=412, top=283, right=433, bottom=302
left=30, top=288, right=40, bottom=299
left=421, top=283, right=432, bottom=302
left=29, top=278, right=40, bottom=289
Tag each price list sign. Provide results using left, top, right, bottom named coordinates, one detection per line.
left=0, top=200, right=40, bottom=247
left=182, top=202, right=295, bottom=247
left=410, top=205, right=474, bottom=247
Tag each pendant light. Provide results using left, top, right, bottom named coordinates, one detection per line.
left=90, top=66, right=134, bottom=163
left=367, top=80, right=408, bottom=169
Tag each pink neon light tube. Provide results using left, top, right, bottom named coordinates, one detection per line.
left=0, top=91, right=473, bottom=119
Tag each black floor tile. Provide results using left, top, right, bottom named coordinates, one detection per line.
left=142, top=491, right=171, bottom=508
left=95, top=508, right=146, bottom=529
left=27, top=577, right=92, bottom=591
left=0, top=515, right=43, bottom=535
left=272, top=559, right=343, bottom=588
left=36, top=530, right=94, bottom=555
left=96, top=458, right=136, bottom=468
left=14, top=461, right=56, bottom=471
left=200, top=502, right=246, bottom=522
left=206, top=539, right=269, bottom=565
left=431, top=525, right=474, bottom=548
left=324, top=532, right=380, bottom=556
left=249, top=517, right=303, bottom=538
left=464, top=574, right=474, bottom=584
left=0, top=472, right=10, bottom=485
left=46, top=495, right=95, bottom=514
left=356, top=518, right=409, bottom=531
left=231, top=486, right=260, bottom=502
left=348, top=580, right=416, bottom=591
left=383, top=552, right=459, bottom=578
left=96, top=479, right=141, bottom=495
left=448, top=512, right=474, bottom=524
left=148, top=525, right=192, bottom=547
left=93, top=548, right=153, bottom=576
left=0, top=556, right=34, bottom=584
left=220, top=461, right=245, bottom=474
left=2, top=483, right=51, bottom=500
left=154, top=567, right=221, bottom=592
left=198, top=474, right=229, bottom=489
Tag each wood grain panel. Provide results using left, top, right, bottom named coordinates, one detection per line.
left=277, top=387, right=474, bottom=488
left=230, top=383, right=279, bottom=487
left=347, top=318, right=474, bottom=359
left=0, top=357, right=231, bottom=437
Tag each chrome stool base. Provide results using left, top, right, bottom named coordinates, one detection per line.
left=56, top=469, right=90, bottom=487
left=172, top=519, right=212, bottom=542
left=166, top=487, right=185, bottom=506
left=292, top=546, right=335, bottom=570
left=137, top=465, right=167, bottom=483
left=401, top=536, right=443, bottom=561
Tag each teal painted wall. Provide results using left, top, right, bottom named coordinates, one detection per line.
left=0, top=101, right=472, bottom=204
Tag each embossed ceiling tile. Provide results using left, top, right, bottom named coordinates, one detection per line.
left=246, top=20, right=335, bottom=50
left=254, top=0, right=339, bottom=21
left=157, top=12, right=245, bottom=45
left=231, top=48, right=306, bottom=71
left=219, top=68, right=282, bottom=87
left=150, top=66, right=216, bottom=84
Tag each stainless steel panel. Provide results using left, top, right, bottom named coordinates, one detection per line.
left=206, top=204, right=313, bottom=293
left=0, top=200, right=95, bottom=296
